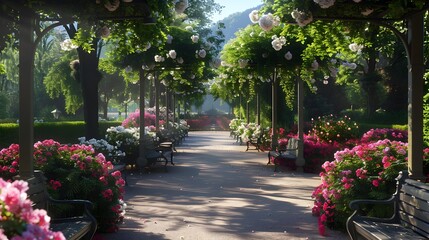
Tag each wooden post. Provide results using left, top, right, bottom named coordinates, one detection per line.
left=296, top=77, right=305, bottom=170
left=271, top=68, right=278, bottom=150
left=165, top=87, right=169, bottom=128
left=155, top=71, right=160, bottom=132
left=137, top=68, right=147, bottom=167
left=257, top=93, right=260, bottom=125
left=18, top=7, right=36, bottom=179
left=246, top=101, right=250, bottom=124
left=172, top=93, right=176, bottom=124
left=407, top=12, right=424, bottom=180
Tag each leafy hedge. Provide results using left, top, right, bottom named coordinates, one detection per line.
left=0, top=121, right=121, bottom=148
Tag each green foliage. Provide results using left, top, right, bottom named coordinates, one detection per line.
left=310, top=114, right=359, bottom=143
left=0, top=121, right=121, bottom=148
left=44, top=51, right=82, bottom=114
left=0, top=92, right=10, bottom=119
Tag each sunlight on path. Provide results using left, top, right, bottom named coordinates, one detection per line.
left=101, top=131, right=347, bottom=240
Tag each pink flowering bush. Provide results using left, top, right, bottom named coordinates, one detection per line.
left=360, top=128, right=407, bottom=143
left=312, top=139, right=429, bottom=235
left=0, top=140, right=126, bottom=233
left=0, top=178, right=65, bottom=240
left=121, top=109, right=156, bottom=128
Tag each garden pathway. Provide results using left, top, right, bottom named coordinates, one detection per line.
left=100, top=131, right=348, bottom=240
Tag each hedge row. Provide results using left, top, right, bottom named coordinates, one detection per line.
left=0, top=121, right=121, bottom=149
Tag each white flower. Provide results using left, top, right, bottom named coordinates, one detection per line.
left=342, top=62, right=357, bottom=69
left=311, top=60, right=319, bottom=70
left=166, top=34, right=173, bottom=44
left=175, top=0, right=188, bottom=14
left=349, top=43, right=364, bottom=53
left=60, top=39, right=78, bottom=51
left=211, top=58, right=222, bottom=68
left=144, top=42, right=151, bottom=51
left=271, top=36, right=286, bottom=51
left=291, top=9, right=313, bottom=27
left=259, top=13, right=278, bottom=31
left=284, top=51, right=292, bottom=60
left=238, top=59, right=249, bottom=68
left=249, top=10, right=260, bottom=23
left=312, top=86, right=318, bottom=91
left=361, top=9, right=374, bottom=16
left=314, top=0, right=335, bottom=9
left=104, top=0, right=120, bottom=11
left=310, top=79, right=316, bottom=84
left=191, top=35, right=199, bottom=43
left=176, top=57, right=184, bottom=64
left=168, top=50, right=177, bottom=59
left=198, top=49, right=206, bottom=58
left=154, top=55, right=165, bottom=62
left=125, top=65, right=132, bottom=73
left=185, top=26, right=193, bottom=31
left=329, top=66, right=338, bottom=77
left=99, top=26, right=110, bottom=38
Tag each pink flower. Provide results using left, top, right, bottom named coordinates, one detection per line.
left=372, top=179, right=379, bottom=187
left=102, top=189, right=113, bottom=200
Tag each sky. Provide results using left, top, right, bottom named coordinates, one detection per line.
left=211, top=0, right=263, bottom=23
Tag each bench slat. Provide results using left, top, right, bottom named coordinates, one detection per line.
left=354, top=220, right=426, bottom=240
left=51, top=221, right=93, bottom=240
left=347, top=171, right=429, bottom=240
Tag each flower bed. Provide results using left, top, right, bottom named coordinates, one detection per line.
left=311, top=134, right=429, bottom=236
left=0, top=140, right=126, bottom=233
left=0, top=178, right=65, bottom=240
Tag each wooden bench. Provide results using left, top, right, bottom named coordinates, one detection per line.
left=142, top=137, right=173, bottom=172
left=347, top=171, right=429, bottom=240
left=26, top=171, right=97, bottom=240
left=246, top=137, right=261, bottom=152
left=267, top=138, right=299, bottom=172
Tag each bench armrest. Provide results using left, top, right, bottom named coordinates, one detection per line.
left=48, top=197, right=96, bottom=222
left=348, top=195, right=398, bottom=223
left=349, top=196, right=395, bottom=211
left=49, top=197, right=94, bottom=210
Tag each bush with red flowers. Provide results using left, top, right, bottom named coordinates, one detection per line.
left=0, top=140, right=126, bottom=233
left=312, top=139, right=429, bottom=235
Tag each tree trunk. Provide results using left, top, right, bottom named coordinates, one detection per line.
left=77, top=44, right=101, bottom=139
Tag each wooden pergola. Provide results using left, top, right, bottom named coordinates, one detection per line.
left=4, top=1, right=158, bottom=179
left=286, top=2, right=429, bottom=179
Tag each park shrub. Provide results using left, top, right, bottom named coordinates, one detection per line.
left=312, top=139, right=429, bottom=235
left=105, top=126, right=140, bottom=161
left=309, top=114, right=359, bottom=143
left=360, top=128, right=407, bottom=143
left=0, top=178, right=65, bottom=240
left=186, top=115, right=211, bottom=130
left=0, top=121, right=121, bottom=148
left=121, top=109, right=156, bottom=128
left=0, top=140, right=126, bottom=233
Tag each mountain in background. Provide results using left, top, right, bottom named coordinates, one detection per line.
left=216, top=5, right=262, bottom=43
left=198, top=6, right=262, bottom=115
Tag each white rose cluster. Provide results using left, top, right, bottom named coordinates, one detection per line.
left=313, top=0, right=335, bottom=9
left=258, top=13, right=281, bottom=31
left=349, top=43, right=364, bottom=53
left=291, top=9, right=313, bottom=27
left=271, top=35, right=286, bottom=51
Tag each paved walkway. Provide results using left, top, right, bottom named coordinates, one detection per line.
left=101, top=131, right=348, bottom=240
